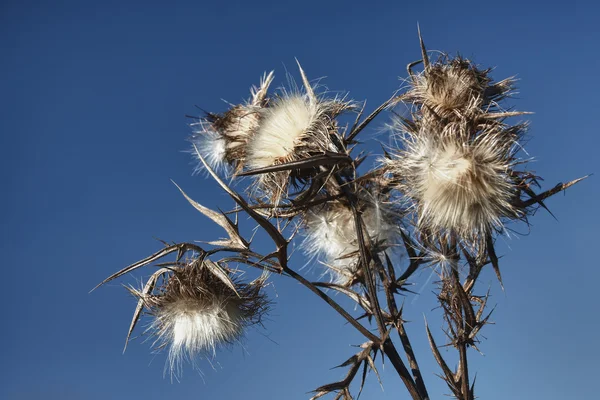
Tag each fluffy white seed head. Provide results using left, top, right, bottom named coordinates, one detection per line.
left=246, top=95, right=319, bottom=169
left=153, top=296, right=243, bottom=373
left=302, top=196, right=399, bottom=284
left=130, top=262, right=269, bottom=377
left=384, top=120, right=522, bottom=241
left=244, top=63, right=352, bottom=205
left=384, top=54, right=527, bottom=247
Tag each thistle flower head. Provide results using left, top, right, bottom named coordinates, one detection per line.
left=190, top=72, right=275, bottom=174
left=383, top=54, right=529, bottom=246
left=128, top=260, right=269, bottom=376
left=245, top=63, right=353, bottom=205
left=405, top=56, right=514, bottom=119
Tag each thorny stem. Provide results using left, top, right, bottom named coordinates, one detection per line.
left=458, top=343, right=472, bottom=400
left=346, top=185, right=428, bottom=398
left=331, top=171, right=387, bottom=338
left=449, top=242, right=473, bottom=400
left=350, top=203, right=387, bottom=337
left=383, top=339, right=423, bottom=400
left=372, top=247, right=429, bottom=399
left=330, top=140, right=431, bottom=399
left=353, top=211, right=426, bottom=399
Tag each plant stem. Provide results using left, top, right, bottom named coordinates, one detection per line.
left=458, top=343, right=472, bottom=400
left=382, top=339, right=424, bottom=400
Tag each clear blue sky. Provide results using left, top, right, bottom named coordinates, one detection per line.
left=2, top=1, right=598, bottom=399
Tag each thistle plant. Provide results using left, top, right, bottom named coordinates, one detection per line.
left=95, top=33, right=584, bottom=399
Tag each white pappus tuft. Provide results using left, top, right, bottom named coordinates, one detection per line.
left=153, top=294, right=243, bottom=373
left=189, top=121, right=228, bottom=175
left=302, top=194, right=400, bottom=285
left=128, top=260, right=269, bottom=377
left=190, top=71, right=275, bottom=174
left=244, top=62, right=353, bottom=205
left=246, top=94, right=320, bottom=170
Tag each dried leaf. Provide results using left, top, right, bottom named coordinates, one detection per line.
left=172, top=180, right=248, bottom=250
left=194, top=147, right=288, bottom=258
left=425, top=318, right=455, bottom=384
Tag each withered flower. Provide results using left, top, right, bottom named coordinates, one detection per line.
left=383, top=54, right=529, bottom=246
left=127, top=259, right=269, bottom=375
left=245, top=62, right=353, bottom=205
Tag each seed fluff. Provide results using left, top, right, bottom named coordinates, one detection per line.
left=190, top=71, right=275, bottom=174
left=127, top=260, right=269, bottom=377
left=245, top=62, right=353, bottom=205
left=302, top=192, right=400, bottom=285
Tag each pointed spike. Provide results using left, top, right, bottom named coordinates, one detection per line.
left=171, top=180, right=248, bottom=249
left=251, top=70, right=275, bottom=106
left=295, top=58, right=316, bottom=102
left=520, top=175, right=588, bottom=208
left=367, top=355, right=383, bottom=390
left=424, top=316, right=455, bottom=382
left=91, top=244, right=185, bottom=292
left=123, top=268, right=170, bottom=352
left=334, top=354, right=359, bottom=369
left=203, top=259, right=240, bottom=297
left=470, top=373, right=477, bottom=397
left=356, top=360, right=368, bottom=399
left=486, top=234, right=504, bottom=290
left=417, top=23, right=429, bottom=69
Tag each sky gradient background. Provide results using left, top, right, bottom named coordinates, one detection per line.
left=2, top=0, right=599, bottom=399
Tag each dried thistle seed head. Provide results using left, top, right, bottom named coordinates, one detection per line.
left=245, top=64, right=353, bottom=205
left=129, top=261, right=269, bottom=375
left=405, top=56, right=515, bottom=119
left=190, top=72, right=275, bottom=173
left=302, top=191, right=400, bottom=284
left=383, top=117, right=526, bottom=243
left=382, top=47, right=534, bottom=248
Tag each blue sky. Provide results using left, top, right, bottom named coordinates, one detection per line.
left=2, top=0, right=599, bottom=399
